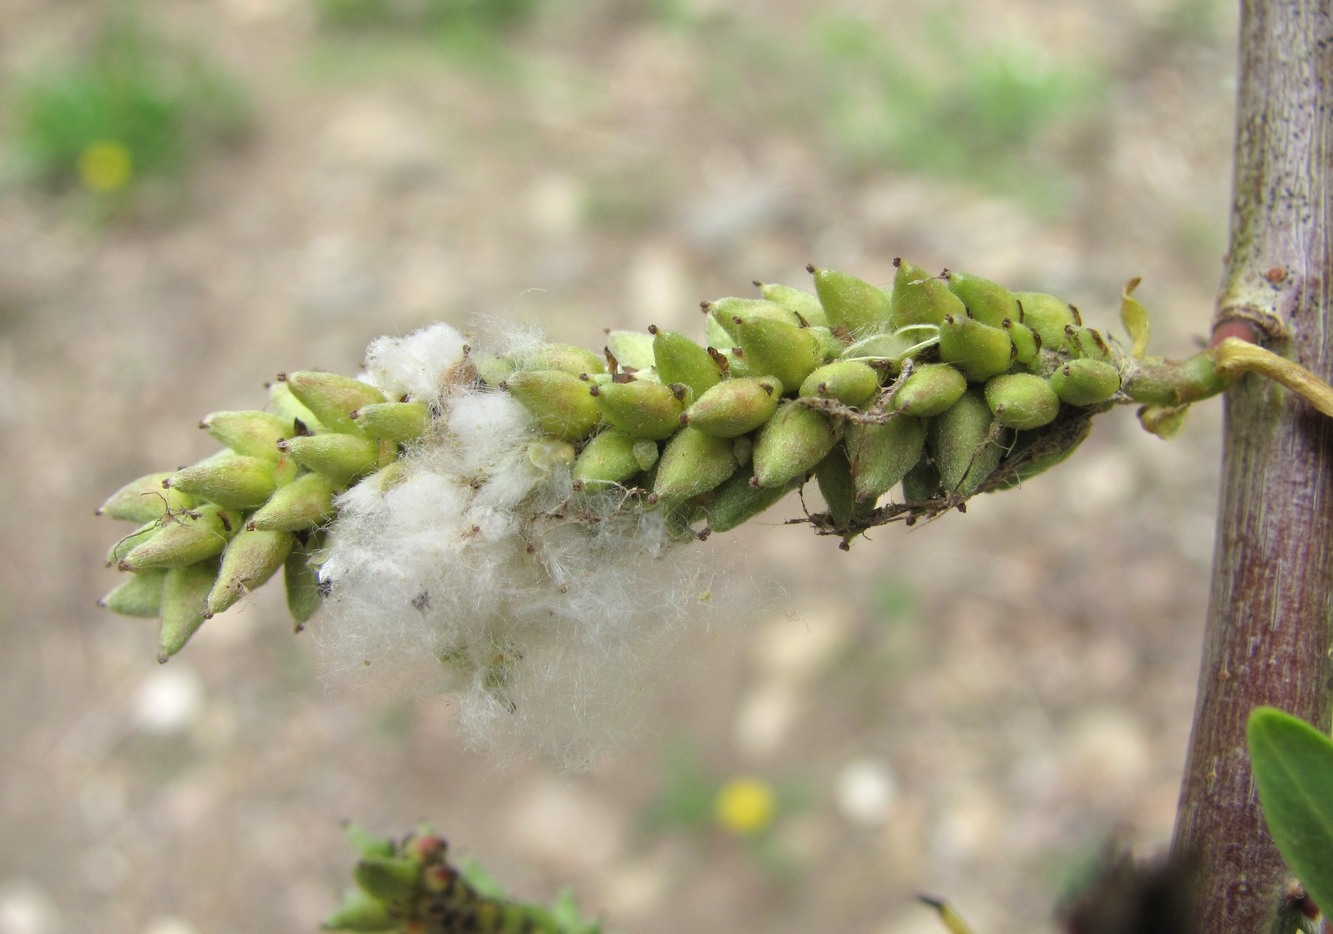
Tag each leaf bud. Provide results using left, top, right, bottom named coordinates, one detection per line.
left=682, top=376, right=782, bottom=438
left=1051, top=358, right=1122, bottom=406
left=752, top=401, right=837, bottom=488
left=984, top=372, right=1061, bottom=430
left=501, top=369, right=602, bottom=441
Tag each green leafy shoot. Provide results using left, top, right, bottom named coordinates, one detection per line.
left=1247, top=706, right=1333, bottom=916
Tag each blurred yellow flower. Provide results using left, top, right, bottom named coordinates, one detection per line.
left=714, top=776, right=777, bottom=835
left=78, top=139, right=134, bottom=192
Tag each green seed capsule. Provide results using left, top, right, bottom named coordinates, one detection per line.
left=984, top=372, right=1061, bottom=430
left=752, top=401, right=838, bottom=488
left=277, top=433, right=384, bottom=489
left=889, top=258, right=966, bottom=328
left=511, top=342, right=606, bottom=376
left=633, top=438, right=660, bottom=471
left=815, top=443, right=858, bottom=530
left=846, top=416, right=926, bottom=503
left=1051, top=358, right=1122, bottom=406
left=165, top=454, right=279, bottom=510
left=890, top=363, right=969, bottom=417
left=107, top=521, right=159, bottom=567
left=572, top=428, right=644, bottom=488
left=207, top=529, right=295, bottom=617
left=247, top=471, right=336, bottom=532
left=809, top=265, right=893, bottom=334
left=502, top=369, right=602, bottom=441
left=930, top=390, right=1005, bottom=497
left=901, top=458, right=940, bottom=503
left=200, top=410, right=293, bottom=461
left=653, top=427, right=739, bottom=502
left=755, top=281, right=829, bottom=326
left=683, top=376, right=782, bottom=438
left=1063, top=325, right=1115, bottom=362
left=705, top=297, right=801, bottom=342
left=1002, top=318, right=1042, bottom=367
left=321, top=888, right=398, bottom=933
left=591, top=378, right=688, bottom=441
left=733, top=316, right=825, bottom=393
left=268, top=379, right=325, bottom=434
left=157, top=560, right=219, bottom=660
left=946, top=270, right=1022, bottom=329
left=799, top=361, right=882, bottom=408
left=938, top=314, right=1015, bottom=382
left=990, top=416, right=1093, bottom=490
left=98, top=471, right=196, bottom=523
left=354, top=856, right=422, bottom=903
left=99, top=568, right=168, bottom=617
left=281, top=371, right=387, bottom=434
left=119, top=503, right=239, bottom=572
left=652, top=326, right=723, bottom=396
left=351, top=400, right=431, bottom=444
left=1013, top=291, right=1079, bottom=349
left=604, top=330, right=657, bottom=373
left=285, top=533, right=324, bottom=627
left=703, top=468, right=797, bottom=532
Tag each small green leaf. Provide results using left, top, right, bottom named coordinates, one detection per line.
left=1247, top=706, right=1333, bottom=914
left=1119, top=277, right=1150, bottom=359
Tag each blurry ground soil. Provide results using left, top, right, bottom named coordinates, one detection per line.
left=0, top=1, right=1237, bottom=932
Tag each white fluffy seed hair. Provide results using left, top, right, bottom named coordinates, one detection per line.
left=316, top=322, right=713, bottom=768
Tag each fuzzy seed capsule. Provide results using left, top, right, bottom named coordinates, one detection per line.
left=502, top=368, right=602, bottom=441
left=119, top=503, right=240, bottom=572
left=1013, top=292, right=1079, bottom=349
left=351, top=400, right=431, bottom=444
left=1063, top=325, right=1115, bottom=362
left=165, top=454, right=279, bottom=510
left=200, top=410, right=294, bottom=461
left=157, top=560, right=219, bottom=660
left=799, top=361, right=882, bottom=408
left=511, top=342, right=606, bottom=376
left=207, top=529, right=295, bottom=616
left=890, top=363, right=968, bottom=417
left=732, top=316, right=825, bottom=394
left=901, top=458, right=941, bottom=503
left=354, top=856, right=422, bottom=902
left=277, top=433, right=384, bottom=489
left=321, top=888, right=398, bottom=933
left=591, top=377, right=688, bottom=441
left=99, top=568, right=168, bottom=617
left=683, top=376, right=782, bottom=438
left=1051, top=358, right=1122, bottom=406
left=284, top=533, right=324, bottom=627
left=268, top=379, right=324, bottom=434
left=247, top=471, right=336, bottom=532
left=845, top=416, right=926, bottom=503
left=280, top=371, right=387, bottom=434
left=946, top=270, right=1022, bottom=329
left=1002, top=319, right=1042, bottom=367
left=930, top=390, right=1005, bottom=497
left=652, top=326, right=723, bottom=396
left=653, top=427, right=739, bottom=502
left=107, top=521, right=159, bottom=567
left=702, top=468, right=797, bottom=532
left=938, top=314, right=1015, bottom=383
left=755, top=281, right=829, bottom=326
left=705, top=297, right=802, bottom=343
left=752, top=401, right=838, bottom=488
left=984, top=373, right=1061, bottom=430
left=572, top=428, right=644, bottom=488
left=814, top=444, right=859, bottom=531
left=604, top=330, right=657, bottom=373
left=98, top=471, right=196, bottom=523
left=889, top=258, right=966, bottom=329
left=809, top=265, right=892, bottom=334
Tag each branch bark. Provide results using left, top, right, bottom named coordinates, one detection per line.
left=1172, top=1, right=1333, bottom=930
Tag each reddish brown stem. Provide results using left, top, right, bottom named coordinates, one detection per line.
left=1171, top=1, right=1333, bottom=931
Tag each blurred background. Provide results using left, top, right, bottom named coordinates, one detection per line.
left=0, top=0, right=1237, bottom=931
